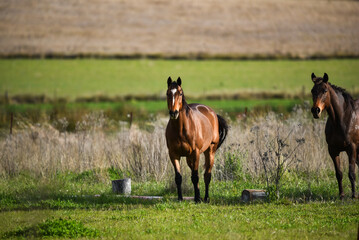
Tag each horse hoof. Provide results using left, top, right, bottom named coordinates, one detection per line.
left=194, top=198, right=202, bottom=203
left=204, top=197, right=210, bottom=203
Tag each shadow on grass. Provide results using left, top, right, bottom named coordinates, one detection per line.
left=0, top=171, right=348, bottom=211
left=0, top=187, right=347, bottom=212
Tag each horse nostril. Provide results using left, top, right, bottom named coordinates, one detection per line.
left=311, top=107, right=320, bottom=115
left=316, top=107, right=320, bottom=114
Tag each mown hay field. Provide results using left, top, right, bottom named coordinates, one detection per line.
left=1, top=0, right=359, bottom=58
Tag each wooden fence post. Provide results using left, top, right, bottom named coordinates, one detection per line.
left=10, top=112, right=13, bottom=135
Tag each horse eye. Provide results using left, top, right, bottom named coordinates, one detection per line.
left=324, top=89, right=328, bottom=93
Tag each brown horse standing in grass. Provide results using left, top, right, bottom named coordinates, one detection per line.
left=165, top=77, right=228, bottom=203
left=311, top=73, right=359, bottom=199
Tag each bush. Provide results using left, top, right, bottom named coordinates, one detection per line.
left=3, top=218, right=100, bottom=238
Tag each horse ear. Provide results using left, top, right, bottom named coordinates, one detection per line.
left=323, top=73, right=328, bottom=83
left=167, top=77, right=172, bottom=87
left=311, top=73, right=316, bottom=82
left=177, top=77, right=182, bottom=86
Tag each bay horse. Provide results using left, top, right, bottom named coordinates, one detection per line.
left=165, top=77, right=228, bottom=202
left=311, top=73, right=359, bottom=199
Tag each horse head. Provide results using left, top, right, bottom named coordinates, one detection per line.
left=167, top=77, right=184, bottom=119
left=311, top=73, right=331, bottom=119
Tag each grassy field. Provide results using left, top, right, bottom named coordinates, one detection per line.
left=1, top=59, right=359, bottom=239
left=0, top=59, right=358, bottom=99
left=0, top=173, right=358, bottom=239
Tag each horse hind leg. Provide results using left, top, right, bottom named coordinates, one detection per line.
left=203, top=146, right=215, bottom=203
left=329, top=148, right=344, bottom=199
left=346, top=147, right=357, bottom=199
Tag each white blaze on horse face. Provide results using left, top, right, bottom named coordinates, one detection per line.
left=171, top=89, right=177, bottom=107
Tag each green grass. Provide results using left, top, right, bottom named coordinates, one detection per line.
left=0, top=171, right=358, bottom=239
left=1, top=202, right=358, bottom=239
left=0, top=99, right=303, bottom=130
left=3, top=218, right=100, bottom=238
left=2, top=98, right=302, bottom=114
left=1, top=59, right=359, bottom=99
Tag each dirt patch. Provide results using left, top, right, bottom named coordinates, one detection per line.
left=0, top=0, right=358, bottom=58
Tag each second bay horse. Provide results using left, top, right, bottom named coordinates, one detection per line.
left=165, top=77, right=228, bottom=202
left=311, top=73, right=359, bottom=199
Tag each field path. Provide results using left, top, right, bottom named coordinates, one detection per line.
left=0, top=0, right=358, bottom=58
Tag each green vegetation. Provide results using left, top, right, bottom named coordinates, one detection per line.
left=1, top=59, right=359, bottom=99
left=3, top=218, right=100, bottom=238
left=0, top=172, right=358, bottom=239
left=1, top=98, right=301, bottom=117
left=1, top=59, right=359, bottom=239
left=0, top=98, right=302, bottom=130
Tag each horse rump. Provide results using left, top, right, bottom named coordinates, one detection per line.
left=216, top=114, right=228, bottom=150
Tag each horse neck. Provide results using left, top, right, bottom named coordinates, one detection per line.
left=170, top=101, right=190, bottom=131
left=326, top=87, right=348, bottom=132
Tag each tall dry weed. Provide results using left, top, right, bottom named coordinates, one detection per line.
left=0, top=108, right=337, bottom=187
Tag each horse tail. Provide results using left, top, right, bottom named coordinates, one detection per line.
left=216, top=114, right=228, bottom=150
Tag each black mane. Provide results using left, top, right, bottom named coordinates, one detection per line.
left=330, top=83, right=353, bottom=101
left=329, top=83, right=355, bottom=108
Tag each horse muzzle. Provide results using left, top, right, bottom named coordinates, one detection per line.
left=169, top=110, right=179, bottom=119
left=311, top=107, right=321, bottom=119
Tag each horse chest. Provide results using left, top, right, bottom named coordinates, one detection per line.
left=325, top=120, right=347, bottom=150
left=166, top=130, right=194, bottom=155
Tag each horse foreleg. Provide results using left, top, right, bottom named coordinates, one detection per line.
left=170, top=154, right=183, bottom=201
left=329, top=148, right=344, bottom=199
left=346, top=147, right=357, bottom=199
left=188, top=151, right=201, bottom=203
left=204, top=148, right=215, bottom=203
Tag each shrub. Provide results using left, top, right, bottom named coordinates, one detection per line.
left=3, top=218, right=100, bottom=238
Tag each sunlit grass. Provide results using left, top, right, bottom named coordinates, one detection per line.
left=1, top=59, right=358, bottom=99
left=0, top=172, right=358, bottom=239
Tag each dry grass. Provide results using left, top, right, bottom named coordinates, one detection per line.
left=0, top=108, right=344, bottom=188
left=0, top=0, right=358, bottom=58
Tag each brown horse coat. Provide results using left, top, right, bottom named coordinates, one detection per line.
left=165, top=77, right=228, bottom=202
left=166, top=103, right=219, bottom=156
left=311, top=73, right=359, bottom=198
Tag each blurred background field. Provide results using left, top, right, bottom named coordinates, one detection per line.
left=1, top=58, right=358, bottom=129
left=1, top=59, right=359, bottom=99
left=1, top=0, right=359, bottom=58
